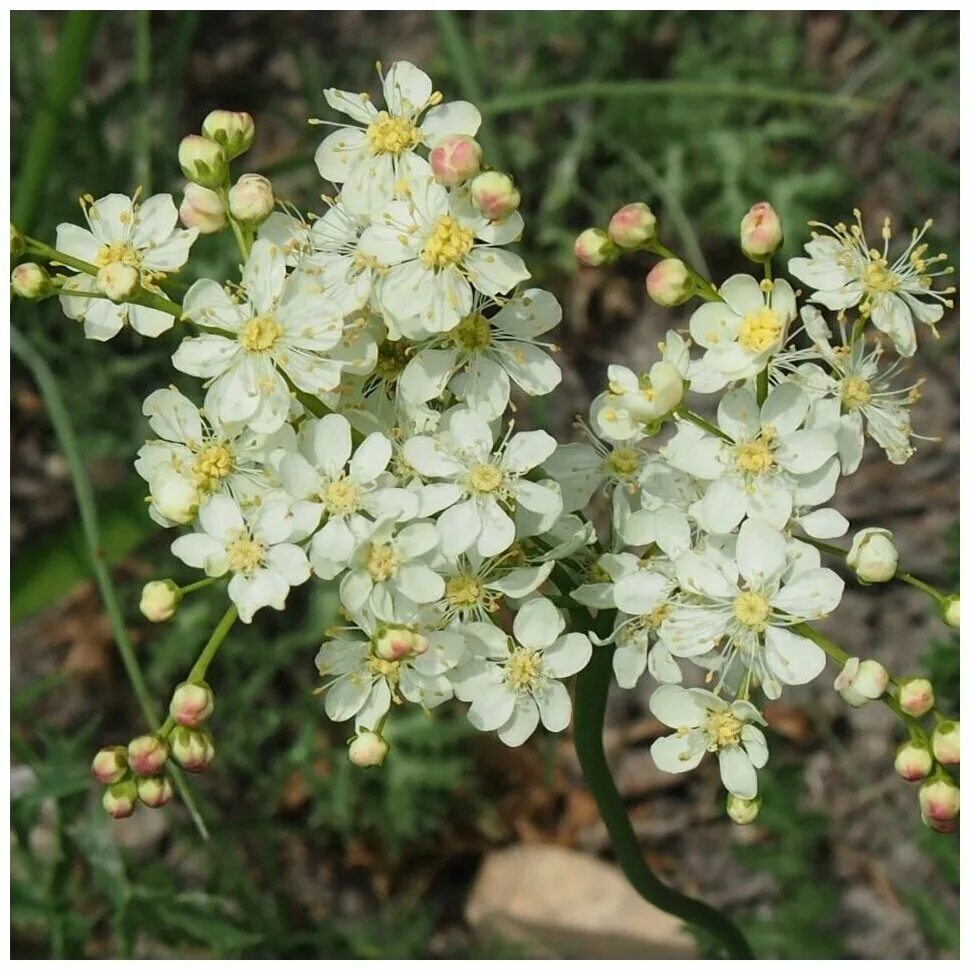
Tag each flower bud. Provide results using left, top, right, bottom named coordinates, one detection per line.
left=833, top=657, right=889, bottom=707
left=127, top=734, right=169, bottom=776
left=96, top=261, right=140, bottom=303
left=140, top=579, right=181, bottom=623
left=931, top=720, right=960, bottom=766
left=11, top=223, right=26, bottom=258
left=429, top=134, right=482, bottom=186
left=170, top=726, right=215, bottom=773
left=919, top=776, right=959, bottom=825
left=180, top=182, right=227, bottom=234
left=102, top=779, right=138, bottom=819
left=894, top=740, right=933, bottom=782
left=726, top=793, right=761, bottom=825
left=149, top=469, right=200, bottom=525
left=11, top=262, right=56, bottom=300
left=137, top=774, right=174, bottom=809
left=941, top=594, right=959, bottom=629
left=740, top=202, right=784, bottom=261
left=846, top=528, right=898, bottom=584
left=201, top=109, right=255, bottom=161
left=178, top=135, right=228, bottom=189
left=170, top=681, right=215, bottom=728
left=373, top=626, right=428, bottom=662
left=898, top=677, right=935, bottom=717
left=574, top=228, right=618, bottom=268
left=91, top=745, right=129, bottom=786
left=348, top=731, right=389, bottom=768
left=645, top=257, right=694, bottom=307
left=470, top=171, right=521, bottom=221
left=228, top=174, right=274, bottom=226
left=608, top=202, right=658, bottom=249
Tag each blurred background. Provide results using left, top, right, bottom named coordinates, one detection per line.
left=10, top=10, right=959, bottom=959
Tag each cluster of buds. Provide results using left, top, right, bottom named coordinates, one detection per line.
left=92, top=733, right=172, bottom=818
left=169, top=681, right=216, bottom=771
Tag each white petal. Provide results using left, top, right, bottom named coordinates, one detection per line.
left=718, top=746, right=758, bottom=798
left=543, top=633, right=592, bottom=677
left=464, top=247, right=530, bottom=297
left=512, top=597, right=564, bottom=649
left=476, top=499, right=515, bottom=556
left=496, top=698, right=540, bottom=747
left=650, top=734, right=704, bottom=774
left=503, top=430, right=558, bottom=473
left=736, top=518, right=787, bottom=584
left=535, top=680, right=572, bottom=732
left=772, top=568, right=844, bottom=618
left=764, top=626, right=827, bottom=686
left=648, top=684, right=705, bottom=728
left=421, top=100, right=482, bottom=143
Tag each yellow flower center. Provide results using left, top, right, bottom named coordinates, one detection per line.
left=193, top=443, right=234, bottom=491
left=446, top=574, right=483, bottom=607
left=734, top=438, right=775, bottom=475
left=842, top=376, right=872, bottom=410
left=450, top=313, right=492, bottom=351
left=420, top=216, right=474, bottom=270
left=607, top=446, right=641, bottom=479
left=733, top=590, right=772, bottom=632
left=365, top=543, right=400, bottom=582
left=468, top=462, right=503, bottom=494
left=240, top=314, right=284, bottom=352
left=226, top=533, right=266, bottom=574
left=704, top=710, right=743, bottom=750
left=737, top=307, right=782, bottom=353
left=505, top=647, right=543, bottom=692
left=96, top=243, right=140, bottom=268
left=321, top=478, right=360, bottom=515
left=366, top=111, right=421, bottom=156
left=862, top=260, right=899, bottom=294
left=368, top=656, right=401, bottom=680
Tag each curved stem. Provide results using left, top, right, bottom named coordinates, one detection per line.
left=187, top=605, right=238, bottom=684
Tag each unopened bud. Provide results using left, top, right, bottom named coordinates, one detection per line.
left=170, top=681, right=215, bottom=728
left=429, top=134, right=482, bottom=186
left=127, top=734, right=169, bottom=776
left=846, top=527, right=898, bottom=583
left=91, top=745, right=129, bottom=786
left=894, top=740, right=934, bottom=782
left=140, top=579, right=181, bottom=623
left=898, top=677, right=935, bottom=717
left=470, top=171, right=521, bottom=221
left=608, top=202, right=658, bottom=249
left=919, top=776, right=959, bottom=826
left=12, top=262, right=56, bottom=300
left=941, top=594, right=960, bottom=629
left=833, top=657, right=889, bottom=707
left=171, top=726, right=215, bottom=772
left=348, top=731, right=389, bottom=768
left=201, top=109, right=255, bottom=161
left=96, top=261, right=140, bottom=303
left=931, top=720, right=960, bottom=766
left=726, top=793, right=761, bottom=825
left=646, top=257, right=694, bottom=307
left=740, top=201, right=784, bottom=261
left=574, top=228, right=618, bottom=268
left=149, top=469, right=200, bottom=525
left=180, top=182, right=227, bottom=234
left=137, top=774, right=174, bottom=808
left=11, top=223, right=26, bottom=258
left=103, top=779, right=139, bottom=819
left=178, top=135, right=228, bottom=189
left=374, top=626, right=428, bottom=662
left=228, top=174, right=274, bottom=226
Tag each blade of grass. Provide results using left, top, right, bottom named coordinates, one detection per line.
left=11, top=326, right=209, bottom=839
left=133, top=11, right=152, bottom=194
left=12, top=11, right=98, bottom=233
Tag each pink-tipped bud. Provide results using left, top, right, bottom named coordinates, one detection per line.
left=373, top=626, right=427, bottom=662
left=470, top=171, right=521, bottom=221
left=608, top=202, right=658, bottom=249
left=429, top=134, right=482, bottom=186
left=140, top=579, right=180, bottom=623
left=941, top=594, right=959, bottom=629
left=228, top=173, right=274, bottom=226
left=574, top=228, right=618, bottom=268
left=137, top=774, right=174, bottom=809
left=898, top=677, right=935, bottom=717
left=102, top=780, right=138, bottom=819
left=726, top=793, right=761, bottom=825
left=127, top=734, right=169, bottom=777
left=894, top=740, right=933, bottom=782
left=180, top=182, right=227, bottom=234
left=740, top=201, right=783, bottom=261
left=646, top=257, right=694, bottom=306
left=170, top=726, right=215, bottom=773
left=178, top=135, right=228, bottom=189
left=348, top=731, right=389, bottom=768
left=11, top=262, right=55, bottom=300
left=169, top=681, right=215, bottom=728
left=833, top=657, right=889, bottom=708
left=919, top=776, right=959, bottom=826
left=91, top=745, right=129, bottom=786
left=931, top=720, right=960, bottom=766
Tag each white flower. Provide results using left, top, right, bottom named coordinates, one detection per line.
left=649, top=685, right=768, bottom=798
left=403, top=408, right=561, bottom=558
left=619, top=458, right=701, bottom=559
left=135, top=386, right=292, bottom=526
left=590, top=360, right=686, bottom=441
left=170, top=495, right=310, bottom=623
left=56, top=192, right=197, bottom=341
left=688, top=274, right=797, bottom=391
left=787, top=212, right=954, bottom=357
left=277, top=413, right=418, bottom=578
left=398, top=288, right=562, bottom=420
left=450, top=598, right=592, bottom=746
left=359, top=177, right=529, bottom=334
left=173, top=239, right=354, bottom=433
left=299, top=201, right=375, bottom=312
left=660, top=519, right=844, bottom=699
left=664, top=383, right=838, bottom=533
left=315, top=60, right=482, bottom=216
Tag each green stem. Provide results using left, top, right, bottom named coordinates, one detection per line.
left=186, top=605, right=238, bottom=684
left=755, top=367, right=769, bottom=406
left=677, top=407, right=731, bottom=442
left=648, top=240, right=719, bottom=302
left=179, top=576, right=219, bottom=596
left=850, top=317, right=866, bottom=345
left=217, top=186, right=251, bottom=262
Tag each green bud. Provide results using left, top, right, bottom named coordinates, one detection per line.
left=201, top=110, right=255, bottom=161
left=726, top=793, right=761, bottom=825
left=137, top=774, right=174, bottom=808
left=178, top=135, right=228, bottom=189
left=171, top=726, right=215, bottom=772
left=103, top=779, right=138, bottom=819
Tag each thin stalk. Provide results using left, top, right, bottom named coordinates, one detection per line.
left=677, top=407, right=731, bottom=442
left=186, top=606, right=238, bottom=684
left=133, top=11, right=152, bottom=194
left=755, top=367, right=769, bottom=406
left=217, top=186, right=252, bottom=262
left=179, top=576, right=220, bottom=596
